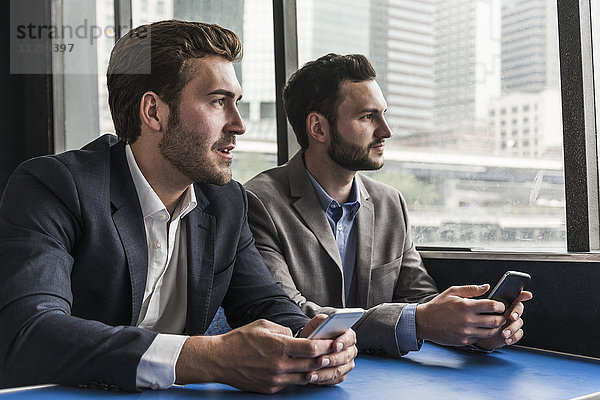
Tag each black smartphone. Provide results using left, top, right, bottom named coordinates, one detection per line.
left=487, top=270, right=531, bottom=310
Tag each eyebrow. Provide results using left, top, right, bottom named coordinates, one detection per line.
left=358, top=107, right=387, bottom=114
left=207, top=89, right=243, bottom=101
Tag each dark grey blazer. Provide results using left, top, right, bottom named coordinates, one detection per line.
left=246, top=151, right=438, bottom=358
left=0, top=135, right=308, bottom=391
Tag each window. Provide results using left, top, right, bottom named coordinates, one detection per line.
left=296, top=0, right=565, bottom=250
left=51, top=0, right=116, bottom=152
left=36, top=0, right=598, bottom=253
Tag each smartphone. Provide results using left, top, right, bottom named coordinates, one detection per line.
left=307, top=308, right=365, bottom=339
left=487, top=270, right=531, bottom=310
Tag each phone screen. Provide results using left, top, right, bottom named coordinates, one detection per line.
left=307, top=309, right=364, bottom=339
left=487, top=271, right=531, bottom=309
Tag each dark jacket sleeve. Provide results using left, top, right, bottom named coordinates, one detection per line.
left=218, top=182, right=310, bottom=333
left=0, top=158, right=155, bottom=392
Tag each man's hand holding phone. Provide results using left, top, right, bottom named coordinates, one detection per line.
left=295, top=310, right=362, bottom=385
left=475, top=271, right=533, bottom=350
left=177, top=313, right=359, bottom=394
left=416, top=271, right=533, bottom=350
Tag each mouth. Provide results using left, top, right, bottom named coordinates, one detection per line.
left=371, top=141, right=385, bottom=150
left=217, top=144, right=235, bottom=159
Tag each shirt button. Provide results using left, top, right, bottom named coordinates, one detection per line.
left=153, top=242, right=161, bottom=249
left=337, top=224, right=342, bottom=231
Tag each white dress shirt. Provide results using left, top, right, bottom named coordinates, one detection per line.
left=125, top=145, right=195, bottom=390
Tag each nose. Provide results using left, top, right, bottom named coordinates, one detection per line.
left=228, top=104, right=246, bottom=136
left=377, top=116, right=393, bottom=139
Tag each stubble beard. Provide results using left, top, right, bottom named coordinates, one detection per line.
left=327, top=124, right=384, bottom=171
left=159, top=108, right=234, bottom=186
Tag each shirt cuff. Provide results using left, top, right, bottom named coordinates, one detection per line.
left=136, top=333, right=189, bottom=390
left=395, top=303, right=422, bottom=353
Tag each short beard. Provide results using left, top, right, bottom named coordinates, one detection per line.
left=327, top=124, right=384, bottom=171
left=159, top=106, right=233, bottom=186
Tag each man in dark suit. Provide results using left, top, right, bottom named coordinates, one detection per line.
left=245, top=53, right=532, bottom=358
left=0, top=22, right=356, bottom=393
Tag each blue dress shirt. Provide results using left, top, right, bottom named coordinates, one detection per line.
left=305, top=169, right=421, bottom=353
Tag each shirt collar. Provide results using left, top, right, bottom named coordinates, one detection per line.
left=125, top=144, right=197, bottom=220
left=304, top=167, right=360, bottom=212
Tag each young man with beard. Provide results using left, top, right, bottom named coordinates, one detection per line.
left=0, top=22, right=357, bottom=393
left=245, top=53, right=532, bottom=358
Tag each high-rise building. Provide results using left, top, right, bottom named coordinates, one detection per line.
left=434, top=0, right=501, bottom=133
left=297, top=0, right=435, bottom=143
left=383, top=0, right=435, bottom=140
left=489, top=89, right=562, bottom=158
left=501, top=0, right=559, bottom=93
left=490, top=0, right=562, bottom=157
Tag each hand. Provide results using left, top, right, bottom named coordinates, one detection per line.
left=475, top=290, right=533, bottom=350
left=175, top=317, right=356, bottom=394
left=297, top=314, right=357, bottom=385
left=415, top=284, right=507, bottom=346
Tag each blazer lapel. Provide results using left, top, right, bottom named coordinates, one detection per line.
left=109, top=141, right=148, bottom=326
left=355, top=175, right=374, bottom=307
left=288, top=152, right=343, bottom=270
left=184, top=185, right=215, bottom=334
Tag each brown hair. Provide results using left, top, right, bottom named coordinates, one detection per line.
left=107, top=20, right=242, bottom=143
left=283, top=53, right=376, bottom=149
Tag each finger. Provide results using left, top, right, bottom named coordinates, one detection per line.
left=445, top=284, right=490, bottom=299
left=502, top=317, right=524, bottom=340
left=316, top=344, right=357, bottom=370
left=475, top=314, right=506, bottom=329
left=471, top=299, right=505, bottom=315
left=278, top=352, right=333, bottom=373
left=331, top=328, right=356, bottom=353
left=285, top=337, right=335, bottom=358
left=309, top=359, right=356, bottom=385
left=507, top=300, right=525, bottom=321
left=516, top=290, right=533, bottom=302
left=505, top=328, right=524, bottom=345
left=298, top=314, right=329, bottom=339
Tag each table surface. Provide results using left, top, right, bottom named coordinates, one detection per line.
left=2, top=342, right=600, bottom=399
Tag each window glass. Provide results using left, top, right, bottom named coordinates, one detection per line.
left=133, top=0, right=277, bottom=183
left=297, top=0, right=566, bottom=250
left=592, top=0, right=600, bottom=192
left=51, top=0, right=116, bottom=151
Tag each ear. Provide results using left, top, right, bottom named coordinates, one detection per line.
left=306, top=112, right=329, bottom=144
left=139, top=91, right=166, bottom=133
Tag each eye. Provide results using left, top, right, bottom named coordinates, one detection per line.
left=213, top=98, right=225, bottom=106
left=361, top=114, right=374, bottom=120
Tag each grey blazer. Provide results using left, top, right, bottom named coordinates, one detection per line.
left=246, top=151, right=438, bottom=357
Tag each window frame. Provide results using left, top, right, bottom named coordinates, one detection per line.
left=556, top=0, right=600, bottom=252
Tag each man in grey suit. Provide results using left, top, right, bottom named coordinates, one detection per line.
left=0, top=22, right=356, bottom=393
left=245, top=53, right=532, bottom=358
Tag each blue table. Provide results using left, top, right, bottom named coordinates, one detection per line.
left=2, top=342, right=599, bottom=399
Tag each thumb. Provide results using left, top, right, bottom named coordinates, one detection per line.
left=446, top=284, right=490, bottom=298
left=298, top=314, right=329, bottom=338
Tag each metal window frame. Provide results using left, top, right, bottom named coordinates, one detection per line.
left=557, top=0, right=600, bottom=252
left=114, top=0, right=132, bottom=40
left=273, top=0, right=299, bottom=165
